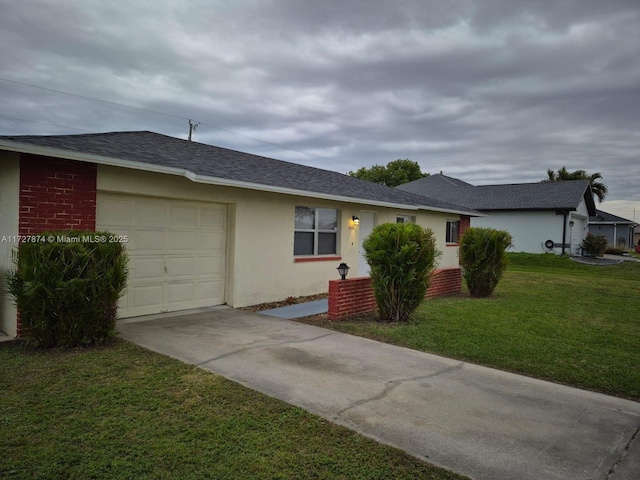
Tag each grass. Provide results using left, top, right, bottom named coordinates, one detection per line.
left=302, top=253, right=640, bottom=401
left=0, top=339, right=467, bottom=480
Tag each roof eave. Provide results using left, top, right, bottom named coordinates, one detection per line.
left=0, top=139, right=435, bottom=212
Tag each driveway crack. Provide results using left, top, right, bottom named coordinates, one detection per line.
left=604, top=421, right=640, bottom=479
left=334, top=362, right=465, bottom=419
left=196, top=332, right=337, bottom=365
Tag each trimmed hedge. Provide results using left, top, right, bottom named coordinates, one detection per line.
left=6, top=230, right=128, bottom=347
left=581, top=233, right=608, bottom=256
left=363, top=222, right=439, bottom=322
left=459, top=227, right=513, bottom=298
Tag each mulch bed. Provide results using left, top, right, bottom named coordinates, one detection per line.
left=570, top=256, right=623, bottom=266
left=239, top=293, right=328, bottom=313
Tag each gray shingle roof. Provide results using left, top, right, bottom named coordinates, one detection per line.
left=0, top=131, right=478, bottom=215
left=590, top=210, right=635, bottom=224
left=398, top=173, right=596, bottom=213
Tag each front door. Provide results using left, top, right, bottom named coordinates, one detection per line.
left=358, top=212, right=376, bottom=276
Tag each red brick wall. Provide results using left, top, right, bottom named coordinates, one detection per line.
left=19, top=154, right=97, bottom=235
left=425, top=267, right=462, bottom=299
left=328, top=267, right=462, bottom=320
left=328, top=277, right=376, bottom=320
left=458, top=215, right=471, bottom=242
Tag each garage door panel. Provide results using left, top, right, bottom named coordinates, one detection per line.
left=98, top=198, right=131, bottom=224
left=132, top=285, right=165, bottom=309
left=195, top=280, right=224, bottom=302
left=198, top=256, right=224, bottom=276
left=166, top=256, right=198, bottom=277
left=197, top=231, right=225, bottom=250
left=131, top=258, right=165, bottom=280
left=134, top=229, right=166, bottom=251
left=201, top=208, right=226, bottom=228
left=169, top=206, right=199, bottom=226
left=135, top=202, right=167, bottom=226
left=167, top=230, right=198, bottom=251
left=97, top=193, right=227, bottom=318
left=167, top=282, right=197, bottom=304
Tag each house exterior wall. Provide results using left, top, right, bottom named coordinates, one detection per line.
left=472, top=211, right=567, bottom=254
left=589, top=224, right=634, bottom=249
left=569, top=199, right=590, bottom=255
left=0, top=152, right=20, bottom=337
left=97, top=165, right=460, bottom=308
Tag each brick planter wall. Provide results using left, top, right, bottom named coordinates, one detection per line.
left=328, top=277, right=376, bottom=320
left=16, top=154, right=98, bottom=336
left=328, top=267, right=462, bottom=320
left=425, top=267, right=462, bottom=299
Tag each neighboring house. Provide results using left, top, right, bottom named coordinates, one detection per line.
left=588, top=210, right=636, bottom=249
left=398, top=174, right=597, bottom=255
left=0, top=131, right=478, bottom=337
left=635, top=226, right=640, bottom=248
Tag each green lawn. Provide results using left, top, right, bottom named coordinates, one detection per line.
left=307, top=253, right=640, bottom=401
left=0, top=340, right=466, bottom=480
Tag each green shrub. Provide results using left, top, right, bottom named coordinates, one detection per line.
left=6, top=230, right=128, bottom=348
left=459, top=227, right=513, bottom=298
left=363, top=222, right=439, bottom=322
left=581, top=233, right=608, bottom=256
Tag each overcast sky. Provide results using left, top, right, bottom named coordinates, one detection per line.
left=1, top=0, right=639, bottom=220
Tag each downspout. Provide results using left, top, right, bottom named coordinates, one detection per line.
left=561, top=211, right=568, bottom=255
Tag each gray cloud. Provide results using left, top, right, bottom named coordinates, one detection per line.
left=1, top=0, right=638, bottom=218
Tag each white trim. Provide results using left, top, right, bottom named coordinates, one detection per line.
left=0, top=139, right=481, bottom=215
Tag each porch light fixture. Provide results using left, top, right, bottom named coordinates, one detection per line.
left=569, top=220, right=575, bottom=227
left=352, top=215, right=360, bottom=225
left=337, top=262, right=350, bottom=280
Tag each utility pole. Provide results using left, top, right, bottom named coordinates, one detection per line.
left=188, top=119, right=199, bottom=141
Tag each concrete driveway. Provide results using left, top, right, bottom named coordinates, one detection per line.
left=118, top=307, right=640, bottom=480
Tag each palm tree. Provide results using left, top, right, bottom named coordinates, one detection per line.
left=544, top=167, right=608, bottom=202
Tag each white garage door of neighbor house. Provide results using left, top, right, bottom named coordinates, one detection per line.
left=97, top=193, right=227, bottom=318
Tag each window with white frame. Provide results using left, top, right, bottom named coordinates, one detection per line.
left=446, top=220, right=459, bottom=243
left=294, top=207, right=338, bottom=256
left=396, top=215, right=416, bottom=224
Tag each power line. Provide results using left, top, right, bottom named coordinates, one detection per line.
left=0, top=77, right=188, bottom=121
left=0, top=114, right=91, bottom=132
left=0, top=77, right=329, bottom=160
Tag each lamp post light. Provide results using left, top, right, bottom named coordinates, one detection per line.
left=337, top=262, right=350, bottom=280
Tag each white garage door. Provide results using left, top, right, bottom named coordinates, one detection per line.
left=97, top=193, right=227, bottom=318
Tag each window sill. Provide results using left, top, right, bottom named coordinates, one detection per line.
left=294, top=256, right=342, bottom=263
left=446, top=243, right=459, bottom=247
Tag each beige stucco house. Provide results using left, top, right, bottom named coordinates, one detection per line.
left=0, top=131, right=477, bottom=337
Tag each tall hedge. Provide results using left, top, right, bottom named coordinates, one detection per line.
left=363, top=222, right=439, bottom=322
left=6, top=231, right=128, bottom=347
left=459, top=227, right=512, bottom=298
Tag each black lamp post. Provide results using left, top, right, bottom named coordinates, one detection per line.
left=337, top=262, right=350, bottom=280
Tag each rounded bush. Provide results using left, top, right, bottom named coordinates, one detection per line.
left=363, top=222, right=439, bottom=322
left=6, top=230, right=128, bottom=348
left=459, top=227, right=513, bottom=298
left=581, top=233, right=608, bottom=257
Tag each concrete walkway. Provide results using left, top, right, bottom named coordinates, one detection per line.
left=118, top=308, right=640, bottom=480
left=260, top=298, right=328, bottom=319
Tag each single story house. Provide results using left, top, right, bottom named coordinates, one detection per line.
left=397, top=174, right=597, bottom=255
left=588, top=210, right=637, bottom=249
left=0, top=131, right=478, bottom=337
